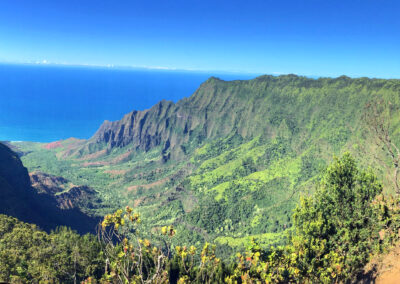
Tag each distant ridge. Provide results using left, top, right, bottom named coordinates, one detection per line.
left=69, top=74, right=400, bottom=161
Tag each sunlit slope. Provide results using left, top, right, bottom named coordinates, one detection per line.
left=15, top=75, right=400, bottom=250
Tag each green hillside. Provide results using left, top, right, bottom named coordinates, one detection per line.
left=2, top=154, right=400, bottom=283
left=13, top=75, right=400, bottom=252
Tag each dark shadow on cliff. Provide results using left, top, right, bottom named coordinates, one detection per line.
left=0, top=142, right=100, bottom=234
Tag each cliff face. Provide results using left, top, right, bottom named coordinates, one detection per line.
left=82, top=75, right=398, bottom=160
left=0, top=143, right=36, bottom=217
left=92, top=100, right=176, bottom=150
left=81, top=76, right=275, bottom=159
left=0, top=143, right=99, bottom=233
left=0, top=142, right=31, bottom=193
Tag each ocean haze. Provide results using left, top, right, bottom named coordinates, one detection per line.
left=0, top=64, right=256, bottom=142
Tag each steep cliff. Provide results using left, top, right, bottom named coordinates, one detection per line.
left=79, top=75, right=400, bottom=162
left=0, top=142, right=34, bottom=216
left=0, top=142, right=99, bottom=233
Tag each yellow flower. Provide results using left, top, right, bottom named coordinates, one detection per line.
left=189, top=246, right=197, bottom=255
left=143, top=239, right=151, bottom=247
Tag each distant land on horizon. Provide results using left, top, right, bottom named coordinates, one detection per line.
left=0, top=61, right=266, bottom=75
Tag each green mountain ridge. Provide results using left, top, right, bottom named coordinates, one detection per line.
left=12, top=74, right=400, bottom=251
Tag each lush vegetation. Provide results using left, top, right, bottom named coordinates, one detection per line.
left=13, top=75, right=400, bottom=253
left=2, top=154, right=400, bottom=283
left=0, top=214, right=103, bottom=283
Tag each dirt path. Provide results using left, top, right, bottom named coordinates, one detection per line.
left=362, top=242, right=400, bottom=284
left=374, top=244, right=400, bottom=284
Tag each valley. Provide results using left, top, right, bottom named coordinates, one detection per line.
left=1, top=1, right=399, bottom=281
left=10, top=74, right=400, bottom=254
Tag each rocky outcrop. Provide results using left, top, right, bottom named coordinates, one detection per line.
left=30, top=172, right=69, bottom=195
left=29, top=172, right=100, bottom=210
left=92, top=100, right=176, bottom=150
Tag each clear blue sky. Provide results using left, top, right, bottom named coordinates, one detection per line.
left=0, top=0, right=399, bottom=78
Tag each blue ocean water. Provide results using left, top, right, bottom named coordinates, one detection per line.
left=0, top=64, right=257, bottom=142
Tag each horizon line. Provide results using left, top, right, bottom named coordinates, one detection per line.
left=1, top=60, right=399, bottom=80
left=0, top=60, right=265, bottom=76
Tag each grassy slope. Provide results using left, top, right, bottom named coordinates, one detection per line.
left=13, top=75, right=400, bottom=254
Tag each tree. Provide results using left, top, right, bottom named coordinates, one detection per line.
left=292, top=153, right=382, bottom=282
left=0, top=214, right=103, bottom=283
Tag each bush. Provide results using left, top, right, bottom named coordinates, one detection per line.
left=0, top=215, right=103, bottom=283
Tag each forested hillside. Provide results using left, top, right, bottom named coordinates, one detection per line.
left=2, top=154, right=400, bottom=283
left=13, top=75, right=400, bottom=252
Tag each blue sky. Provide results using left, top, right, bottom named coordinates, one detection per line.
left=0, top=0, right=399, bottom=78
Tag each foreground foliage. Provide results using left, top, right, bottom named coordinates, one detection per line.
left=0, top=215, right=104, bottom=283
left=2, top=154, right=400, bottom=283
left=290, top=153, right=383, bottom=282
left=225, top=153, right=389, bottom=283
left=99, top=207, right=226, bottom=283
left=97, top=154, right=400, bottom=283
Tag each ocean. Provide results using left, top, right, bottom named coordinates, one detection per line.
left=0, top=64, right=257, bottom=142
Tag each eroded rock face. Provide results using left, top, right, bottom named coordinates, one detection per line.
left=30, top=172, right=69, bottom=195
left=75, top=77, right=259, bottom=160
left=29, top=172, right=99, bottom=210
left=79, top=75, right=330, bottom=161
left=92, top=100, right=175, bottom=150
